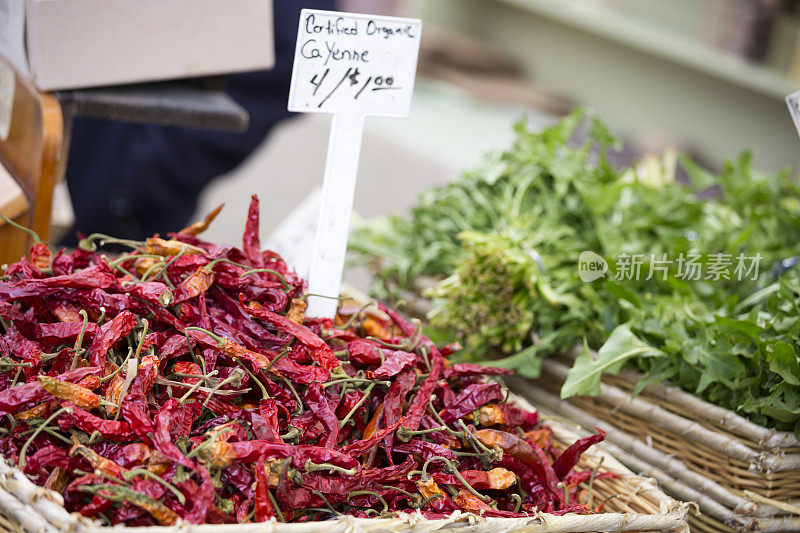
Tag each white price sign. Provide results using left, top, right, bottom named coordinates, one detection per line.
left=289, top=10, right=421, bottom=117
left=288, top=9, right=421, bottom=318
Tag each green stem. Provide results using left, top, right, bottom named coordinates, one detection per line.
left=122, top=469, right=186, bottom=505
left=586, top=456, right=604, bottom=510
left=304, top=460, right=357, bottom=476
left=10, top=367, right=22, bottom=388
left=0, top=215, right=40, bottom=243
left=74, top=468, right=131, bottom=486
left=19, top=407, right=70, bottom=468
left=309, top=490, right=340, bottom=516
left=234, top=265, right=289, bottom=289
left=70, top=310, right=89, bottom=370
left=280, top=426, right=302, bottom=442
left=558, top=482, right=569, bottom=506
left=322, top=377, right=390, bottom=389
left=340, top=301, right=375, bottom=330
left=267, top=489, right=285, bottom=522
left=262, top=345, right=291, bottom=374
left=510, top=493, right=523, bottom=513
left=420, top=456, right=492, bottom=503
left=235, top=362, right=268, bottom=401
left=339, top=383, right=374, bottom=428
left=78, top=234, right=143, bottom=252
left=278, top=376, right=304, bottom=416
left=396, top=425, right=447, bottom=443
left=202, top=369, right=244, bottom=407
left=179, top=370, right=217, bottom=403
left=347, top=490, right=388, bottom=513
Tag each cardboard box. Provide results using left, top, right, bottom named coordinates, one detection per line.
left=0, top=0, right=274, bottom=91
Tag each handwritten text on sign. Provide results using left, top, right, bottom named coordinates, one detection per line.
left=288, top=10, right=421, bottom=117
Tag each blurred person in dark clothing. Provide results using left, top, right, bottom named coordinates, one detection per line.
left=61, top=0, right=335, bottom=245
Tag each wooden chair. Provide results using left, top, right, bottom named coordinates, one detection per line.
left=0, top=55, right=65, bottom=267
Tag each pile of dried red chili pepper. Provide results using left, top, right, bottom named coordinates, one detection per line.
left=0, top=197, right=610, bottom=526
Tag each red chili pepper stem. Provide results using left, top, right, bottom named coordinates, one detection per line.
left=280, top=426, right=302, bottom=441
left=309, top=489, right=340, bottom=516
left=78, top=233, right=144, bottom=252
left=276, top=375, right=304, bottom=416
left=107, top=253, right=161, bottom=269
left=263, top=488, right=284, bottom=523
left=9, top=367, right=22, bottom=388
left=184, top=326, right=225, bottom=346
left=415, top=494, right=444, bottom=510
left=420, top=456, right=493, bottom=504
left=233, top=361, right=269, bottom=401
left=45, top=428, right=72, bottom=444
left=121, top=469, right=186, bottom=505
left=70, top=310, right=90, bottom=370
left=72, top=468, right=132, bottom=486
left=417, top=345, right=432, bottom=372
left=262, top=345, right=291, bottom=374
left=339, top=300, right=375, bottom=330
left=346, top=490, right=388, bottom=513
left=185, top=425, right=237, bottom=460
left=379, top=484, right=414, bottom=499
left=396, top=425, right=448, bottom=443
left=426, top=396, right=463, bottom=439
left=457, top=419, right=502, bottom=461
left=0, top=359, right=32, bottom=368
left=338, top=382, right=375, bottom=429
left=139, top=260, right=166, bottom=283
left=18, top=406, right=71, bottom=468
left=557, top=482, right=569, bottom=505
left=0, top=214, right=41, bottom=244
left=77, top=484, right=179, bottom=525
left=232, top=264, right=289, bottom=290
left=322, top=377, right=390, bottom=389
left=179, top=370, right=218, bottom=403
left=586, top=456, right=604, bottom=509
left=510, top=493, right=523, bottom=513
left=303, top=460, right=357, bottom=477
left=201, top=369, right=244, bottom=407
left=594, top=493, right=619, bottom=513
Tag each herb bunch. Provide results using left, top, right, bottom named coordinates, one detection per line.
left=350, top=109, right=800, bottom=435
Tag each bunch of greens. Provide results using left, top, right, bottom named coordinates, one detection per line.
left=349, top=109, right=800, bottom=435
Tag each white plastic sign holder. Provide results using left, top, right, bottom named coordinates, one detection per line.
left=787, top=90, right=800, bottom=140
left=288, top=9, right=422, bottom=318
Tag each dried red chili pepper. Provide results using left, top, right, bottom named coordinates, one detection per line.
left=241, top=299, right=339, bottom=372
left=173, top=265, right=215, bottom=305
left=0, top=195, right=610, bottom=522
left=254, top=458, right=277, bottom=521
left=57, top=401, right=131, bottom=441
left=179, top=203, right=223, bottom=236
left=439, top=382, right=503, bottom=425
left=37, top=376, right=99, bottom=410
left=303, top=383, right=339, bottom=448
left=552, top=428, right=605, bottom=479
left=367, top=350, right=416, bottom=380
left=86, top=310, right=137, bottom=368
left=122, top=281, right=174, bottom=307
left=476, top=403, right=538, bottom=429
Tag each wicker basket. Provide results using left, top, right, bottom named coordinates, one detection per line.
left=0, top=393, right=687, bottom=533
left=518, top=357, right=800, bottom=532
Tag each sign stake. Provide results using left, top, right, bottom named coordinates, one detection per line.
left=288, top=9, right=422, bottom=318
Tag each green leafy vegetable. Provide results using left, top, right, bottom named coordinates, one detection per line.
left=349, top=109, right=800, bottom=434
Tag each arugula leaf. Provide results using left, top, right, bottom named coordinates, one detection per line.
left=562, top=327, right=664, bottom=398
left=766, top=342, right=800, bottom=386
